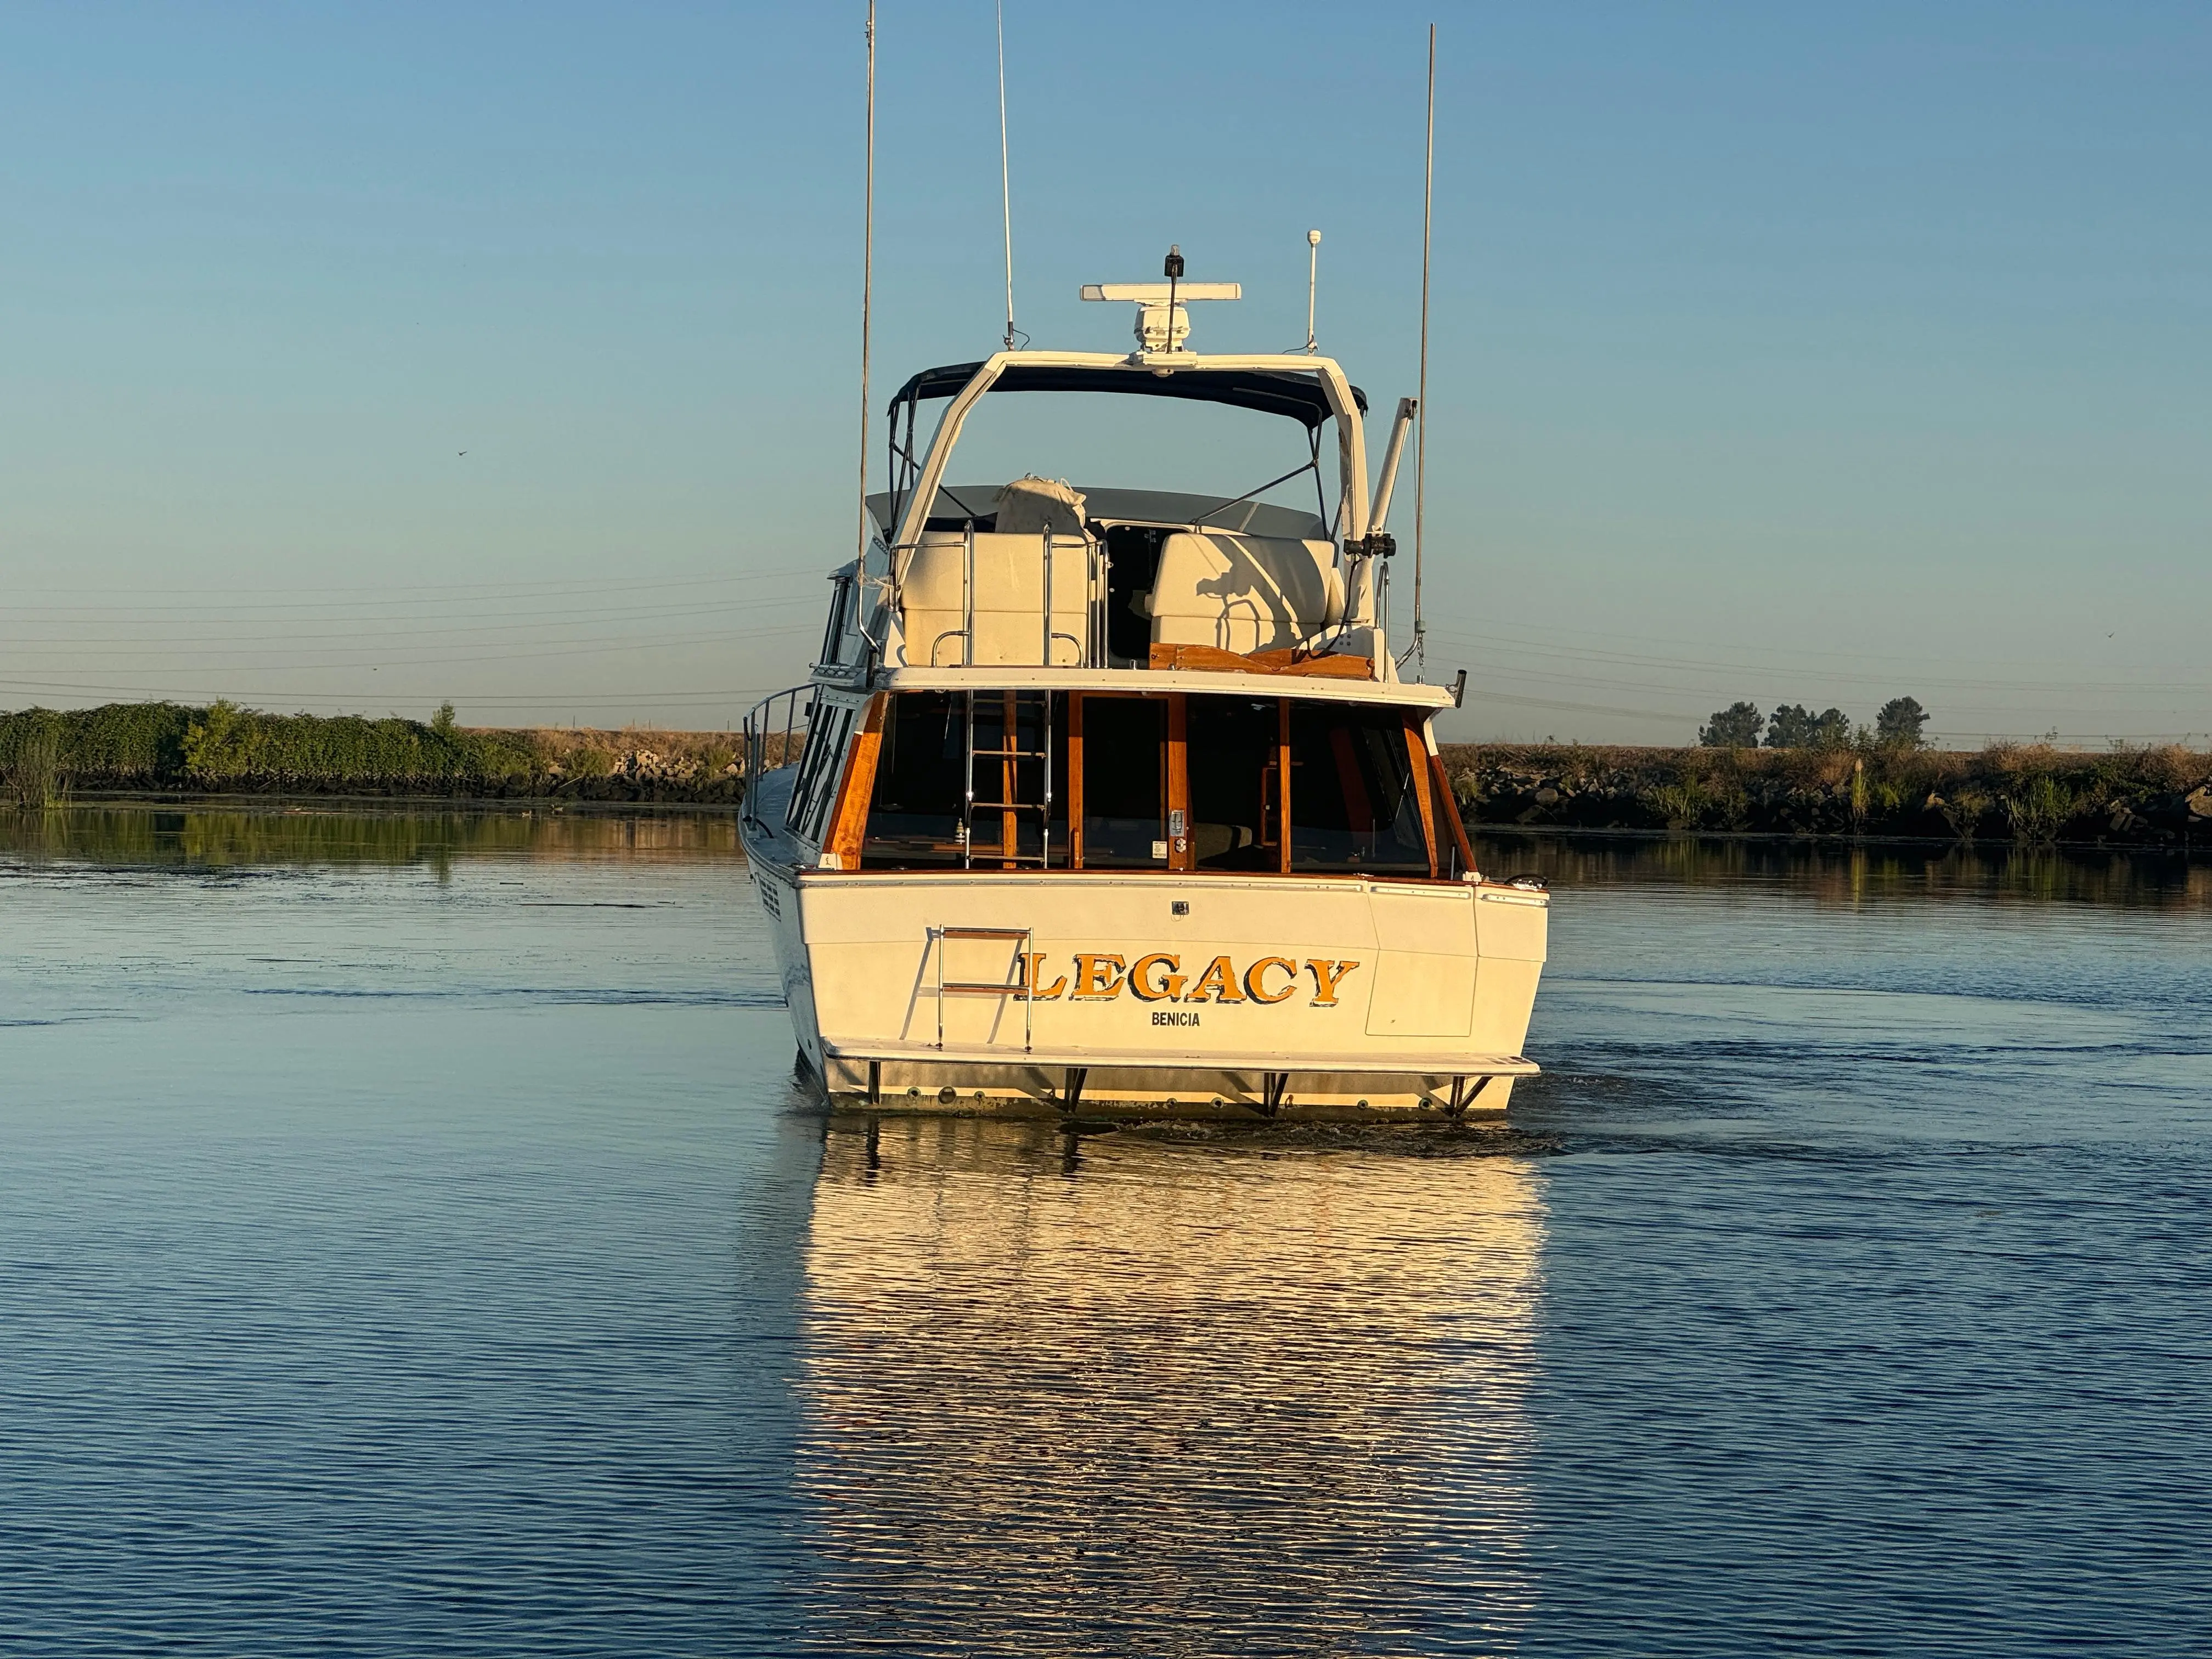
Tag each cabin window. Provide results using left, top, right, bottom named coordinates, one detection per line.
left=1078, top=695, right=1167, bottom=867
left=817, top=572, right=856, bottom=667
left=861, top=692, right=965, bottom=866
left=1184, top=696, right=1284, bottom=871
left=1287, top=703, right=1429, bottom=873
left=784, top=702, right=855, bottom=845
left=854, top=689, right=1435, bottom=877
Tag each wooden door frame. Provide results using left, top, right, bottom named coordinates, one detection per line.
left=1404, top=716, right=1442, bottom=879
left=1166, top=693, right=1191, bottom=871
left=1067, top=691, right=1085, bottom=867
left=1071, top=689, right=1174, bottom=873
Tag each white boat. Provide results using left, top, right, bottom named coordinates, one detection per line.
left=741, top=271, right=1548, bottom=1120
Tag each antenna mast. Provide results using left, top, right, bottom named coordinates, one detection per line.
left=1305, top=229, right=1321, bottom=353
left=855, top=1, right=877, bottom=563
left=1412, top=22, right=1436, bottom=674
left=997, top=0, right=1017, bottom=350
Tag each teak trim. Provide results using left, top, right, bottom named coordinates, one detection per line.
left=1404, top=719, right=1441, bottom=878
left=825, top=693, right=887, bottom=868
left=1066, top=692, right=1086, bottom=867
left=1166, top=694, right=1190, bottom=871
left=1430, top=749, right=1476, bottom=877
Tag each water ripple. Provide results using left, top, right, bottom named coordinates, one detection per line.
left=0, top=814, right=2205, bottom=1654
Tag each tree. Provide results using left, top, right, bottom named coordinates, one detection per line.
left=1876, top=696, right=1929, bottom=749
left=1766, top=704, right=1850, bottom=749
left=1765, top=704, right=1813, bottom=747
left=431, top=701, right=458, bottom=740
left=1699, top=701, right=1763, bottom=748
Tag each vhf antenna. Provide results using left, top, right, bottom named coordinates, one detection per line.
left=1305, top=228, right=1322, bottom=353
left=1413, top=21, right=1436, bottom=675
left=997, top=0, right=1018, bottom=351
left=855, top=0, right=877, bottom=563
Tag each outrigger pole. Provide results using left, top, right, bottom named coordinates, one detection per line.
left=1413, top=22, right=1436, bottom=675
left=855, top=1, right=877, bottom=564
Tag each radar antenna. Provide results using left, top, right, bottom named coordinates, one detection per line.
left=1080, top=250, right=1239, bottom=353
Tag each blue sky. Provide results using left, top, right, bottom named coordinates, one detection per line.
left=2, top=2, right=2205, bottom=741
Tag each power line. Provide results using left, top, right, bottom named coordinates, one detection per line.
left=0, top=675, right=795, bottom=708
left=0, top=597, right=822, bottom=647
left=0, top=622, right=816, bottom=677
left=0, top=567, right=826, bottom=616
left=1424, top=624, right=2212, bottom=698
left=0, top=567, right=825, bottom=602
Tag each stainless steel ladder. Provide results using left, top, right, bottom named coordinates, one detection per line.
left=932, top=924, right=1034, bottom=1051
left=961, top=689, right=1054, bottom=870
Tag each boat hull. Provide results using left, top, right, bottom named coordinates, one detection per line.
left=749, top=862, right=1545, bottom=1119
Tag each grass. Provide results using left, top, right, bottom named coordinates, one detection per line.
left=3, top=719, right=68, bottom=809
left=0, top=702, right=754, bottom=803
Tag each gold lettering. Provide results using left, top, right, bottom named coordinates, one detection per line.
left=1303, top=958, right=1362, bottom=1007
left=1071, top=953, right=1127, bottom=998
left=1243, top=956, right=1297, bottom=1003
left=1187, top=955, right=1245, bottom=1003
left=1129, top=953, right=1186, bottom=1001
left=1023, top=952, right=1066, bottom=1001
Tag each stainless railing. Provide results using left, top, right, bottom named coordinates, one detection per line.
left=740, top=683, right=817, bottom=830
left=901, top=524, right=1104, bottom=669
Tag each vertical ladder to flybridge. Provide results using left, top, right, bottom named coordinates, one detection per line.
left=962, top=688, right=1054, bottom=870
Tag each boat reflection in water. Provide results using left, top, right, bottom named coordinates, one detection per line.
left=792, top=1115, right=1547, bottom=1654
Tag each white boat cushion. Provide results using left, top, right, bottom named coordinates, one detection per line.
left=1142, top=532, right=1346, bottom=654
left=899, top=531, right=1093, bottom=666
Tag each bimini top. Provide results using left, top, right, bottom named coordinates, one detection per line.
left=889, top=359, right=1368, bottom=431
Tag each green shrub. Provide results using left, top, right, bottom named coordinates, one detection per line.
left=2, top=712, right=68, bottom=808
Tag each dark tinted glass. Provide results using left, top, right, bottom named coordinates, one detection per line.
left=1288, top=703, right=1429, bottom=873
left=1080, top=696, right=1166, bottom=867
left=1186, top=696, right=1282, bottom=871
left=784, top=703, right=851, bottom=842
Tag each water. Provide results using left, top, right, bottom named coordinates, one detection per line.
left=2, top=808, right=2206, bottom=1656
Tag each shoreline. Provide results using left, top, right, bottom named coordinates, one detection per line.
left=6, top=699, right=2209, bottom=851
left=13, top=791, right=2210, bottom=860
left=1438, top=740, right=2212, bottom=853
left=52, top=789, right=745, bottom=817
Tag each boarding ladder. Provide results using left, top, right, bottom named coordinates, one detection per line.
left=932, top=924, right=1034, bottom=1051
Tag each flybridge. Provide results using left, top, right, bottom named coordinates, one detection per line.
left=1080, top=244, right=1240, bottom=353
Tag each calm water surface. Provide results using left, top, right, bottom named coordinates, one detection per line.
left=2, top=809, right=2206, bottom=1656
